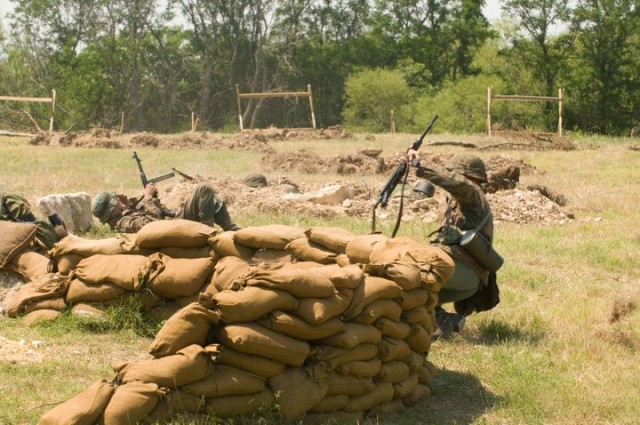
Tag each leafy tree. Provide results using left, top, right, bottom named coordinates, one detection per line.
left=342, top=68, right=412, bottom=132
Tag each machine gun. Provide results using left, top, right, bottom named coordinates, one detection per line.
left=132, top=151, right=175, bottom=188
left=372, top=114, right=438, bottom=236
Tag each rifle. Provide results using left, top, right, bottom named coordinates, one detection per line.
left=372, top=114, right=438, bottom=236
left=132, top=151, right=175, bottom=188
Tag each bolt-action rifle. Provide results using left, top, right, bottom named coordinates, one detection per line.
left=132, top=151, right=175, bottom=188
left=372, top=114, right=438, bottom=236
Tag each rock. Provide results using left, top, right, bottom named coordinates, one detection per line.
left=304, top=184, right=354, bottom=205
left=36, top=192, right=93, bottom=233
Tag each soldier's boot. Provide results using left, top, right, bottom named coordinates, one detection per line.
left=432, top=306, right=465, bottom=340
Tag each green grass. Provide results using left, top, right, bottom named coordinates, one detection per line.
left=1, top=132, right=640, bottom=424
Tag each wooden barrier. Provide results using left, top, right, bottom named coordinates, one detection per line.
left=0, top=89, right=56, bottom=133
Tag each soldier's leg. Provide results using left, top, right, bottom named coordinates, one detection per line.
left=437, top=261, right=481, bottom=304
left=179, top=183, right=216, bottom=226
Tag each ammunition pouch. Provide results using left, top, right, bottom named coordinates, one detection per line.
left=460, top=230, right=504, bottom=272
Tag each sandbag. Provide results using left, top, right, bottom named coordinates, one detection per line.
left=352, top=299, right=402, bottom=325
left=48, top=233, right=140, bottom=259
left=376, top=360, right=410, bottom=384
left=316, top=264, right=364, bottom=290
left=8, top=249, right=50, bottom=282
left=294, top=288, right=353, bottom=325
left=210, top=256, right=251, bottom=292
left=336, top=359, right=382, bottom=379
left=233, top=224, right=305, bottom=250
left=405, top=323, right=432, bottom=354
left=310, top=343, right=378, bottom=370
left=401, top=306, right=434, bottom=332
left=307, top=394, right=350, bottom=413
left=343, top=275, right=403, bottom=320
left=182, top=364, right=266, bottom=398
left=5, top=274, right=68, bottom=317
left=142, top=389, right=205, bottom=422
left=207, top=231, right=256, bottom=260
left=148, top=301, right=221, bottom=358
left=71, top=303, right=108, bottom=319
left=214, top=323, right=310, bottom=367
left=370, top=399, right=405, bottom=416
left=145, top=253, right=215, bottom=298
left=374, top=318, right=410, bottom=339
left=320, top=323, right=382, bottom=350
left=403, top=383, right=431, bottom=406
left=416, top=360, right=438, bottom=386
left=0, top=221, right=37, bottom=268
left=365, top=261, right=422, bottom=291
left=259, top=310, right=346, bottom=341
left=216, top=346, right=286, bottom=379
left=203, top=388, right=274, bottom=418
left=239, top=262, right=337, bottom=298
left=23, top=309, right=62, bottom=326
left=305, top=226, right=356, bottom=254
left=284, top=237, right=337, bottom=264
left=344, top=382, right=394, bottom=413
left=211, top=286, right=298, bottom=324
left=65, top=279, right=128, bottom=304
left=393, top=373, right=419, bottom=399
left=326, top=372, right=375, bottom=397
left=72, top=254, right=148, bottom=291
left=267, top=367, right=329, bottom=422
left=160, top=245, right=214, bottom=259
left=377, top=337, right=411, bottom=362
left=114, top=344, right=220, bottom=388
left=399, top=287, right=430, bottom=311
left=135, top=219, right=215, bottom=249
left=37, top=379, right=117, bottom=425
left=54, top=253, right=83, bottom=276
left=23, top=297, right=67, bottom=314
left=344, top=233, right=388, bottom=264
left=100, top=381, right=166, bottom=425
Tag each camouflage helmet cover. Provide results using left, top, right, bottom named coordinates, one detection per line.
left=91, top=192, right=118, bottom=224
left=445, top=154, right=487, bottom=183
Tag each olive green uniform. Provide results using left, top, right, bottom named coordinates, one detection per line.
left=0, top=193, right=59, bottom=249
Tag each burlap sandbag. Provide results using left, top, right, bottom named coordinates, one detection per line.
left=305, top=226, right=356, bottom=254
left=72, top=254, right=148, bottom=291
left=0, top=221, right=37, bottom=268
left=252, top=248, right=291, bottom=264
left=8, top=249, right=50, bottom=282
left=401, top=306, right=434, bottom=332
left=294, top=288, right=353, bottom=325
left=23, top=309, right=62, bottom=326
left=182, top=364, right=266, bottom=398
left=23, top=297, right=67, bottom=314
left=37, top=379, right=116, bottom=425
left=239, top=262, right=337, bottom=298
left=399, top=287, right=430, bottom=311
left=403, top=351, right=424, bottom=373
left=55, top=253, right=83, bottom=276
left=369, top=236, right=455, bottom=292
left=352, top=298, right=402, bottom=325
left=100, top=381, right=166, bottom=425
left=403, top=383, right=431, bottom=406
left=135, top=219, right=215, bottom=249
left=343, top=275, right=403, bottom=320
left=70, top=303, right=109, bottom=320
left=267, top=367, right=329, bottom=422
left=405, top=323, right=432, bottom=354
left=326, top=372, right=375, bottom=397
left=320, top=323, right=382, bottom=350
left=365, top=261, right=422, bottom=291
left=142, top=388, right=205, bottom=422
left=259, top=310, right=346, bottom=341
left=374, top=317, right=410, bottom=339
left=207, top=231, right=256, bottom=260
left=307, top=394, right=350, bottom=413
left=284, top=237, right=337, bottom=264
left=145, top=253, right=215, bottom=298
left=369, top=399, right=405, bottom=416
left=376, top=360, right=410, bottom=384
left=316, top=264, right=364, bottom=290
left=344, top=382, right=394, bottom=413
left=211, top=286, right=298, bottom=324
left=310, top=343, right=378, bottom=370
left=48, top=233, right=141, bottom=259
left=203, top=388, right=274, bottom=418
left=335, top=254, right=351, bottom=267
left=5, top=274, right=68, bottom=317
left=232, top=224, right=305, bottom=250
left=344, top=233, right=388, bottom=264
left=336, top=359, right=382, bottom=379
left=378, top=337, right=411, bottom=363
left=210, top=256, right=251, bottom=292
left=214, top=323, right=310, bottom=367
left=114, top=344, right=220, bottom=387
left=216, top=346, right=286, bottom=379
left=148, top=301, right=221, bottom=358
left=393, top=373, right=419, bottom=399
left=65, top=279, right=128, bottom=304
left=416, top=359, right=438, bottom=386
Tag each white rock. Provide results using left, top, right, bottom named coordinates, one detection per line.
left=36, top=192, right=93, bottom=233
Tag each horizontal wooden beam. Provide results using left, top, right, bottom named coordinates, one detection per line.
left=492, top=95, right=561, bottom=102
left=237, top=91, right=311, bottom=99
left=0, top=95, right=53, bottom=103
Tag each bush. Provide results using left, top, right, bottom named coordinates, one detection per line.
left=342, top=69, right=412, bottom=132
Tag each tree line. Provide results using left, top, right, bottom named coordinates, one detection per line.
left=0, top=0, right=638, bottom=136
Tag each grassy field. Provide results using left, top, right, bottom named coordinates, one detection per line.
left=1, top=132, right=640, bottom=424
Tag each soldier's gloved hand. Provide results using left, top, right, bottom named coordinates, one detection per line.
left=144, top=182, right=159, bottom=199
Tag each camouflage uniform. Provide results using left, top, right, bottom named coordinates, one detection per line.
left=416, top=157, right=493, bottom=304
left=95, top=183, right=239, bottom=233
left=0, top=193, right=59, bottom=249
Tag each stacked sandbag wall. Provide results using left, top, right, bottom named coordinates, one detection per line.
left=35, top=222, right=455, bottom=424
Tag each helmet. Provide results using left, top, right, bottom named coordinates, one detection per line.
left=242, top=173, right=268, bottom=188
left=445, top=154, right=487, bottom=183
left=413, top=180, right=435, bottom=198
left=91, top=192, right=118, bottom=224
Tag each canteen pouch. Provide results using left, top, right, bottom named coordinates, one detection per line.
left=460, top=230, right=504, bottom=272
